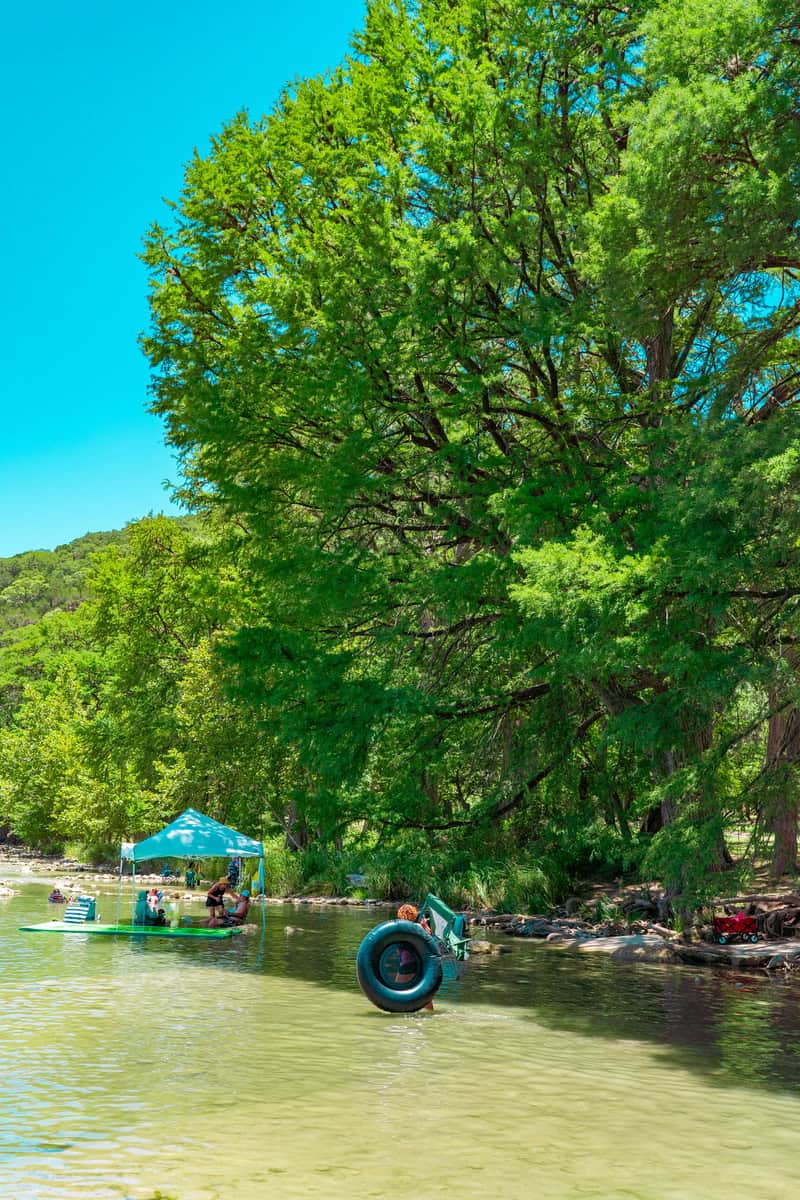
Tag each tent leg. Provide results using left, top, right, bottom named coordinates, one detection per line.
left=116, top=857, right=124, bottom=928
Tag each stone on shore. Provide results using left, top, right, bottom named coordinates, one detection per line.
left=548, top=933, right=677, bottom=962
left=672, top=938, right=800, bottom=969
left=579, top=933, right=677, bottom=962
left=469, top=940, right=512, bottom=954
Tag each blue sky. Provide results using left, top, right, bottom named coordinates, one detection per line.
left=1, top=0, right=366, bottom=557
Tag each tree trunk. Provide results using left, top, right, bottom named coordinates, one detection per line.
left=284, top=798, right=311, bottom=851
left=765, top=704, right=800, bottom=877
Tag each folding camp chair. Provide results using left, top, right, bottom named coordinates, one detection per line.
left=63, top=896, right=97, bottom=924
left=417, top=894, right=471, bottom=961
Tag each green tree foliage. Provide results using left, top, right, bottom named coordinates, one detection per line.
left=0, top=671, right=88, bottom=847
left=74, top=516, right=290, bottom=842
left=0, top=517, right=294, bottom=856
left=2, top=1, right=800, bottom=910
left=0, top=530, right=128, bottom=632
left=136, top=0, right=800, bottom=902
left=0, top=530, right=129, bottom=723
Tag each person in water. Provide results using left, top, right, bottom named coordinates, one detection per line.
left=395, top=904, right=434, bottom=1011
left=205, top=877, right=231, bottom=925
left=147, top=888, right=168, bottom=926
left=209, top=889, right=250, bottom=927
left=397, top=903, right=431, bottom=933
left=48, top=888, right=66, bottom=903
left=226, top=889, right=250, bottom=925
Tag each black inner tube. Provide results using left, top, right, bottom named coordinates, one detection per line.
left=356, top=919, right=444, bottom=1013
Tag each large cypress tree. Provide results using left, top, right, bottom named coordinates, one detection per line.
left=143, top=0, right=800, bottom=897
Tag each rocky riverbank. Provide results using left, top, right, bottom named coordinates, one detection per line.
left=470, top=887, right=800, bottom=970
left=465, top=896, right=679, bottom=962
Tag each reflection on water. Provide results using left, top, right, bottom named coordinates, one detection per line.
left=1, top=880, right=799, bottom=1198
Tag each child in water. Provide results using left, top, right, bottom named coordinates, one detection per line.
left=396, top=903, right=434, bottom=1012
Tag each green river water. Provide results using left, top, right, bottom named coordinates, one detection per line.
left=2, top=872, right=800, bottom=1200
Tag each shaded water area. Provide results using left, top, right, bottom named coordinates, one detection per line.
left=2, top=873, right=800, bottom=1199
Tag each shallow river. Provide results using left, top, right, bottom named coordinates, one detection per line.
left=1, top=875, right=800, bottom=1200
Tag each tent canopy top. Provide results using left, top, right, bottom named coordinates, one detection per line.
left=121, top=808, right=264, bottom=863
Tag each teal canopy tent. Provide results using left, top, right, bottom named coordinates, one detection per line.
left=121, top=807, right=264, bottom=865
left=118, top=807, right=265, bottom=927
left=21, top=809, right=266, bottom=940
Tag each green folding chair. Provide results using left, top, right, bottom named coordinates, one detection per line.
left=418, top=893, right=471, bottom=961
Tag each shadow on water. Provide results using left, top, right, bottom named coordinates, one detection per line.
left=11, top=888, right=800, bottom=1096
left=237, top=902, right=800, bottom=1096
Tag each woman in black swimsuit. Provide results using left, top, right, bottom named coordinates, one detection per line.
left=205, top=877, right=230, bottom=925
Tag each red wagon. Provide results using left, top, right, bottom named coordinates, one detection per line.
left=712, top=911, right=759, bottom=945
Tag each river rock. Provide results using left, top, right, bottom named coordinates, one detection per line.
left=545, top=929, right=593, bottom=942
left=469, top=940, right=512, bottom=954
left=555, top=933, right=677, bottom=962
left=509, top=918, right=559, bottom=938
left=472, top=913, right=516, bottom=930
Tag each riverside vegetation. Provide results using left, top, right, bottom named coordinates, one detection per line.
left=2, top=0, right=800, bottom=923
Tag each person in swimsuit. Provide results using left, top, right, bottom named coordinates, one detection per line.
left=221, top=889, right=250, bottom=926
left=146, top=888, right=167, bottom=926
left=205, top=877, right=230, bottom=925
